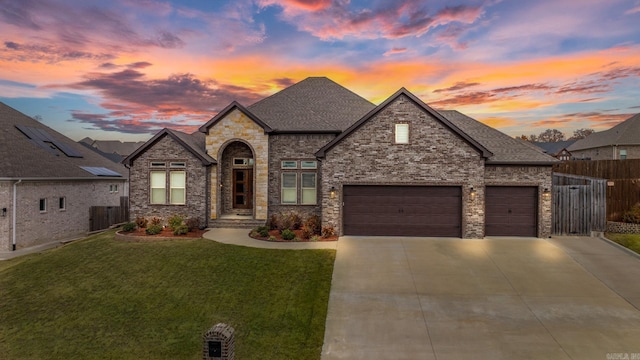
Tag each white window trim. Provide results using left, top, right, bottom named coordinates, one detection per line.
left=39, top=198, right=47, bottom=213
left=169, top=171, right=186, bottom=205
left=150, top=171, right=167, bottom=204
left=301, top=160, right=317, bottom=169
left=170, top=161, right=186, bottom=168
left=395, top=123, right=409, bottom=144
left=150, top=161, right=166, bottom=168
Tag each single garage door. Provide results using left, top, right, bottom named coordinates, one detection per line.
left=343, top=185, right=462, bottom=237
left=485, top=186, right=538, bottom=237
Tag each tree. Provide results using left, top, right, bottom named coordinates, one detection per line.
left=536, top=129, right=565, bottom=142
left=569, top=128, right=594, bottom=140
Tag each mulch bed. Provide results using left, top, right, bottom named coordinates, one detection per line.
left=249, top=229, right=338, bottom=242
left=115, top=227, right=207, bottom=242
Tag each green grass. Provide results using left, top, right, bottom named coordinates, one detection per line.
left=606, top=233, right=640, bottom=254
left=0, top=230, right=335, bottom=359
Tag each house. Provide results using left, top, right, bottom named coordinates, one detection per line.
left=568, top=113, right=640, bottom=160
left=124, top=77, right=558, bottom=238
left=79, top=137, right=146, bottom=163
left=0, top=102, right=128, bottom=251
left=533, top=140, right=576, bottom=161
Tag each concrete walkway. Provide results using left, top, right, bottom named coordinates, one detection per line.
left=321, top=236, right=640, bottom=360
left=202, top=228, right=338, bottom=250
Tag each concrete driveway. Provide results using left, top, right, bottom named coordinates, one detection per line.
left=321, top=236, right=640, bottom=360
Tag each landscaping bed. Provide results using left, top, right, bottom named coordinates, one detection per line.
left=249, top=228, right=338, bottom=242
left=116, top=227, right=207, bottom=241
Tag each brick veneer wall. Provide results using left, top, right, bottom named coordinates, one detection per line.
left=128, top=135, right=208, bottom=226
left=484, top=165, right=553, bottom=238
left=0, top=182, right=12, bottom=250
left=205, top=109, right=269, bottom=220
left=268, top=133, right=335, bottom=221
left=2, top=179, right=125, bottom=250
left=320, top=94, right=486, bottom=238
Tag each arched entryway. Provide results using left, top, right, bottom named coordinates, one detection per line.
left=220, top=141, right=255, bottom=216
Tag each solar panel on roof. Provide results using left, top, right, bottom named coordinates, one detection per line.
left=15, top=125, right=84, bottom=158
left=80, top=166, right=122, bottom=177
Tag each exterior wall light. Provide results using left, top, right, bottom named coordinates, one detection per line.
left=542, top=188, right=551, bottom=199
left=330, top=186, right=337, bottom=199
left=469, top=187, right=477, bottom=201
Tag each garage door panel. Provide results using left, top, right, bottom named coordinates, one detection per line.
left=485, top=186, right=537, bottom=237
left=343, top=186, right=461, bottom=237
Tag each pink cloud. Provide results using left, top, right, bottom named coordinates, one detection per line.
left=383, top=47, right=408, bottom=56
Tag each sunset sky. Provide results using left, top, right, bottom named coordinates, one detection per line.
left=1, top=0, right=639, bottom=142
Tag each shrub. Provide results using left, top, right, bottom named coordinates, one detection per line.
left=288, top=212, right=302, bottom=230
left=185, top=217, right=201, bottom=231
left=267, top=214, right=280, bottom=230
left=278, top=213, right=293, bottom=231
left=622, top=203, right=640, bottom=224
left=304, top=215, right=321, bottom=235
left=281, top=229, right=296, bottom=241
left=150, top=217, right=162, bottom=226
left=167, top=215, right=184, bottom=230
left=173, top=224, right=189, bottom=235
left=135, top=216, right=148, bottom=228
left=301, top=225, right=314, bottom=240
left=256, top=226, right=270, bottom=237
left=268, top=235, right=277, bottom=241
left=322, top=226, right=336, bottom=238
left=310, top=235, right=321, bottom=242
left=145, top=224, right=163, bottom=235
left=122, top=222, right=136, bottom=232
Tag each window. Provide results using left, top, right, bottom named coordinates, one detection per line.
left=301, top=173, right=317, bottom=205
left=233, top=158, right=254, bottom=166
left=281, top=173, right=297, bottom=204
left=620, top=150, right=627, bottom=160
left=395, top=123, right=409, bottom=144
left=170, top=171, right=186, bottom=204
left=150, top=171, right=166, bottom=204
left=59, top=197, right=66, bottom=210
left=150, top=162, right=166, bottom=168
left=109, top=184, right=118, bottom=193
left=170, top=162, right=186, bottom=168
left=301, top=160, right=317, bottom=169
left=39, top=198, right=47, bottom=212
left=281, top=160, right=298, bottom=169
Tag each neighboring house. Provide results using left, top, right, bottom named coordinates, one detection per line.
left=568, top=113, right=640, bottom=160
left=79, top=137, right=145, bottom=162
left=533, top=140, right=576, bottom=161
left=0, top=102, right=128, bottom=251
left=124, top=77, right=558, bottom=238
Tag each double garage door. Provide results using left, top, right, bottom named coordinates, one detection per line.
left=343, top=185, right=538, bottom=237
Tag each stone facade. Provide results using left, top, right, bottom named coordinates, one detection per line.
left=268, top=133, right=335, bottom=221
left=484, top=165, right=553, bottom=238
left=571, top=145, right=640, bottom=160
left=128, top=134, right=209, bottom=226
left=1, top=179, right=125, bottom=250
left=320, top=95, right=486, bottom=238
left=205, top=109, right=269, bottom=220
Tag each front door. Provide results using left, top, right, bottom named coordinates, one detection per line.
left=233, top=169, right=253, bottom=209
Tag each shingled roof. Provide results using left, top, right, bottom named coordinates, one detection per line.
left=438, top=110, right=558, bottom=165
left=123, top=128, right=215, bottom=167
left=0, top=102, right=128, bottom=179
left=568, top=113, right=640, bottom=151
left=247, top=77, right=376, bottom=132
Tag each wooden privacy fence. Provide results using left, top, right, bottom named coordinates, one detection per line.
left=552, top=174, right=606, bottom=235
left=89, top=196, right=129, bottom=232
left=553, top=159, right=640, bottom=221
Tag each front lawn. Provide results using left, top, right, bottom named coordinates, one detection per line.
left=0, top=230, right=335, bottom=359
left=605, top=233, right=640, bottom=254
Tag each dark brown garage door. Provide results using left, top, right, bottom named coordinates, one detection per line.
left=343, top=186, right=462, bottom=237
left=485, top=186, right=538, bottom=237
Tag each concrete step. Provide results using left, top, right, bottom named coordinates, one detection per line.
left=208, top=218, right=266, bottom=229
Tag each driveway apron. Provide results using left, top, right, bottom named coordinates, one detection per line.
left=321, top=236, right=640, bottom=360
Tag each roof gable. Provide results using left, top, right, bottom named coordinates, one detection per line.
left=248, top=77, right=376, bottom=133
left=199, top=101, right=272, bottom=134
left=316, top=88, right=492, bottom=158
left=0, top=102, right=127, bottom=179
left=123, top=128, right=215, bottom=166
left=569, top=113, right=640, bottom=151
